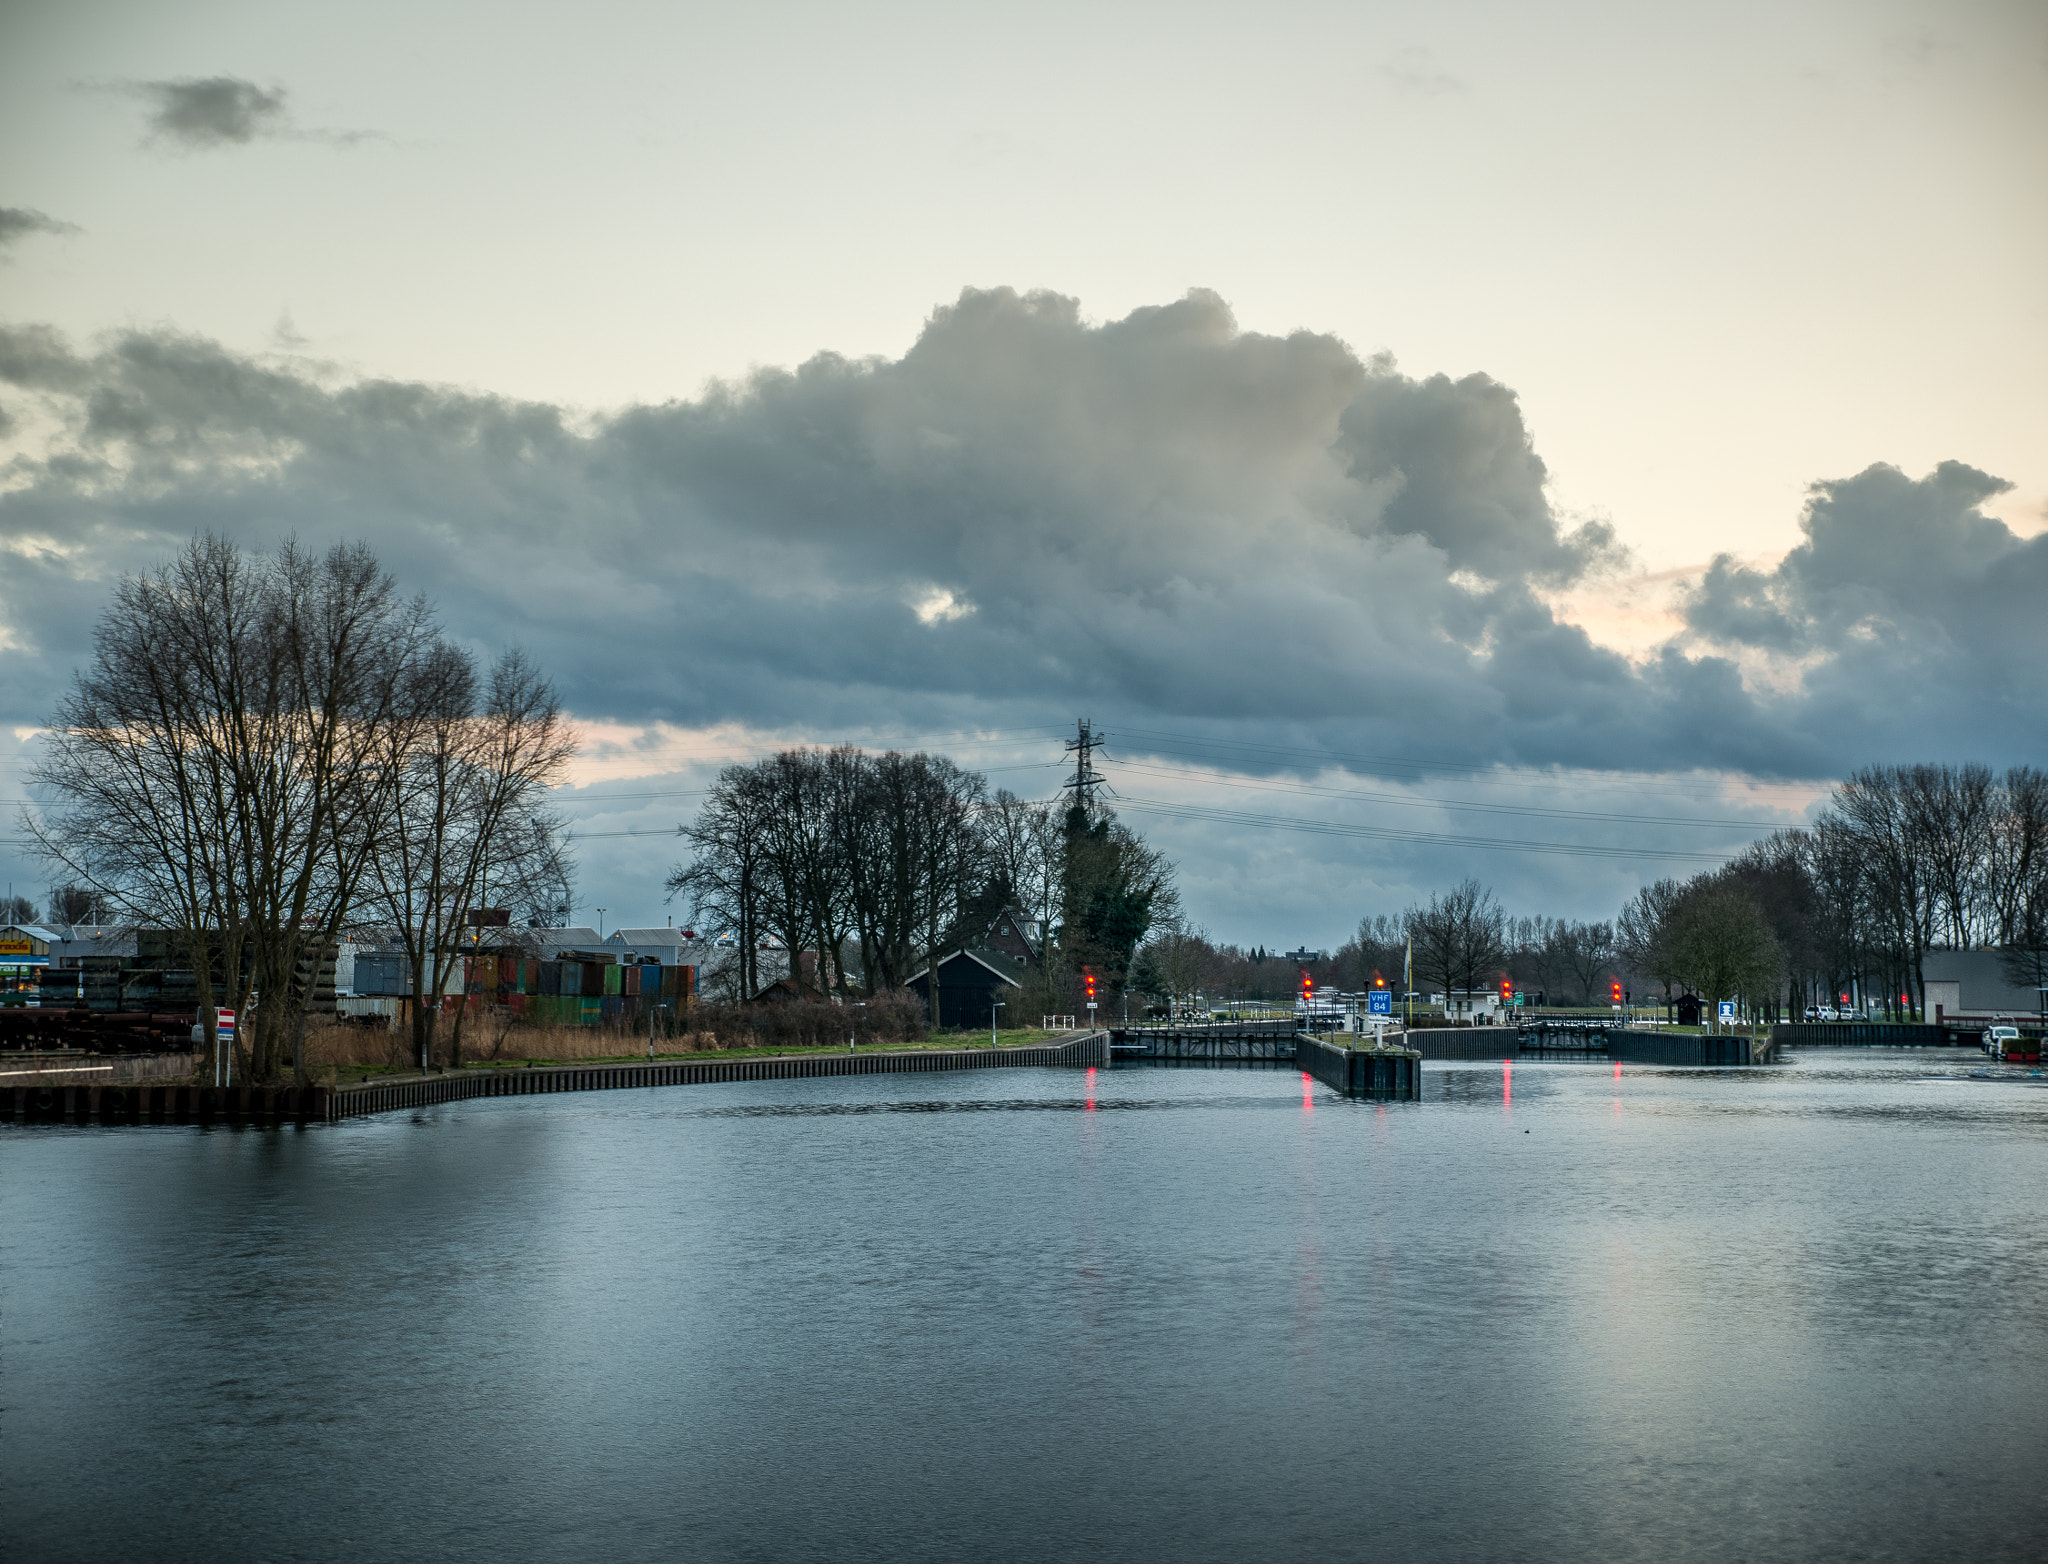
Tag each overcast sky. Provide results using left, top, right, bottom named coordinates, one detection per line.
left=3, top=0, right=2044, bottom=946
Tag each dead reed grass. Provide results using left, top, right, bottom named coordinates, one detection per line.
left=299, top=987, right=933, bottom=1076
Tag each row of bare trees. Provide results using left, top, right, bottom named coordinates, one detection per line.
left=1120, top=762, right=2048, bottom=1029
left=1134, top=896, right=1645, bottom=1017
left=25, top=536, right=575, bottom=1081
left=665, top=748, right=1177, bottom=1019
left=1584, top=762, right=2048, bottom=1024
left=665, top=748, right=993, bottom=1004
left=1614, top=765, right=2048, bottom=1021
left=1813, top=764, right=2048, bottom=1005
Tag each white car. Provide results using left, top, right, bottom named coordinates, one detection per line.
left=1985, top=1024, right=2020, bottom=1058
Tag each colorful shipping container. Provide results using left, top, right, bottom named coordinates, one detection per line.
left=461, top=953, right=695, bottom=1026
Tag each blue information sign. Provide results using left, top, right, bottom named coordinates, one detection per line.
left=1367, top=990, right=1392, bottom=1015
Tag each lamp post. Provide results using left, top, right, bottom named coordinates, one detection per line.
left=992, top=999, right=1004, bottom=1049
left=597, top=908, right=607, bottom=939
left=850, top=1000, right=866, bottom=1052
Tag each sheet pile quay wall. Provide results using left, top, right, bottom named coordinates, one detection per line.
left=5, top=1034, right=1111, bottom=1125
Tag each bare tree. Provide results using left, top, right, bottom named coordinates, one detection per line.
left=1665, top=883, right=1785, bottom=1031
left=1617, top=879, right=1685, bottom=1007
left=1405, top=880, right=1505, bottom=1017
left=669, top=747, right=991, bottom=1014
left=1554, top=920, right=1617, bottom=1005
left=1137, top=917, right=1215, bottom=1017
left=981, top=789, right=1062, bottom=942
left=1904, top=762, right=1994, bottom=949
left=367, top=645, right=575, bottom=1070
left=1332, top=914, right=1404, bottom=992
left=1987, top=767, right=2048, bottom=947
left=48, top=885, right=96, bottom=925
left=28, top=536, right=440, bottom=1084
left=1405, top=894, right=1461, bottom=1013
left=1829, top=767, right=1937, bottom=1015
left=911, top=758, right=988, bottom=1023
left=667, top=766, right=773, bottom=1000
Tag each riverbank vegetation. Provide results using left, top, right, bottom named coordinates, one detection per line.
left=298, top=1010, right=1073, bottom=1084
left=1126, top=763, right=2046, bottom=1029
left=666, top=751, right=1176, bottom=1021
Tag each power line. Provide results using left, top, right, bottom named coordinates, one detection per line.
left=1106, top=724, right=1821, bottom=805
left=1109, top=760, right=1794, bottom=832
left=1111, top=795, right=1737, bottom=863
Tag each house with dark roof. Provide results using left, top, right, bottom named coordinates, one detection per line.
left=907, top=949, right=1023, bottom=1029
left=983, top=907, right=1041, bottom=967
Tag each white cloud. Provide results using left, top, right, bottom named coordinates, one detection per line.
left=911, top=587, right=975, bottom=625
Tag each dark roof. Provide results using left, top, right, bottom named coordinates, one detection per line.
left=905, top=948, right=1025, bottom=989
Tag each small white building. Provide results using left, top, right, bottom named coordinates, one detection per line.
left=1439, top=988, right=1507, bottom=1025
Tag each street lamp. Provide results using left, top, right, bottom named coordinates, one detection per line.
left=850, top=1000, right=866, bottom=1052
left=992, top=999, right=1005, bottom=1049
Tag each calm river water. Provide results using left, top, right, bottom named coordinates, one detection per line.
left=5, top=1049, right=2046, bottom=1561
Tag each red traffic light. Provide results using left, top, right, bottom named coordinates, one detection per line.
left=1609, top=980, right=1622, bottom=1002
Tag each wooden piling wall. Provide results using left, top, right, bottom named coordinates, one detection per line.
left=4, top=1033, right=1113, bottom=1126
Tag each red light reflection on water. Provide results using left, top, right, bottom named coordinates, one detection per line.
left=1502, top=1059, right=1512, bottom=1112
left=1614, top=1060, right=1623, bottom=1080
left=1085, top=1066, right=1097, bottom=1111
left=1302, top=1071, right=1314, bottom=1112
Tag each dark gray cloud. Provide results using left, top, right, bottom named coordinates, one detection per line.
left=0, top=290, right=2038, bottom=800
left=136, top=77, right=288, bottom=148
left=121, top=77, right=376, bottom=150
left=0, top=207, right=81, bottom=253
left=1680, top=461, right=2048, bottom=746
